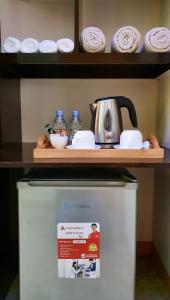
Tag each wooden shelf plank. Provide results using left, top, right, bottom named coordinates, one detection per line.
left=0, top=143, right=170, bottom=168
left=33, top=147, right=164, bottom=159
left=0, top=53, right=169, bottom=78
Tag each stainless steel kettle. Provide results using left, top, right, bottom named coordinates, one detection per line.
left=90, top=96, right=138, bottom=144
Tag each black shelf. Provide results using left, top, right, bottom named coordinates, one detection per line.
left=0, top=143, right=170, bottom=168
left=0, top=53, right=170, bottom=79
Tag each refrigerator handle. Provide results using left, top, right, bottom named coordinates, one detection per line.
left=26, top=181, right=128, bottom=188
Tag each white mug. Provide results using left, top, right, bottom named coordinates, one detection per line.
left=119, top=130, right=149, bottom=149
left=72, top=130, right=95, bottom=149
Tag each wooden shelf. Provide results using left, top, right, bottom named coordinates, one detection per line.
left=0, top=143, right=170, bottom=168
left=0, top=53, right=170, bottom=79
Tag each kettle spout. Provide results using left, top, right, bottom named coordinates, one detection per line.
left=89, top=103, right=97, bottom=132
left=89, top=103, right=97, bottom=113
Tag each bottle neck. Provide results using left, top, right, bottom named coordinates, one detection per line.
left=56, top=116, right=64, bottom=121
left=72, top=116, right=80, bottom=121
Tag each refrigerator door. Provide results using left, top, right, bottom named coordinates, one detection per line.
left=18, top=180, right=137, bottom=300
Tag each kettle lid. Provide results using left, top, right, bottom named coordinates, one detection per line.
left=95, top=96, right=117, bottom=103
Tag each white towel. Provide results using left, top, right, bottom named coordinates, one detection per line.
left=56, top=38, right=74, bottom=53
left=111, top=26, right=141, bottom=53
left=39, top=40, right=57, bottom=53
left=81, top=27, right=106, bottom=53
left=3, top=37, right=21, bottom=53
left=144, top=27, right=170, bottom=53
left=20, top=38, right=39, bottom=53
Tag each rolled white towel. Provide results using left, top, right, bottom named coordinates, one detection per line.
left=3, top=37, right=21, bottom=53
left=39, top=40, right=57, bottom=53
left=81, top=27, right=106, bottom=53
left=20, top=38, right=39, bottom=53
left=111, top=26, right=141, bottom=53
left=56, top=38, right=74, bottom=53
left=144, top=27, right=170, bottom=52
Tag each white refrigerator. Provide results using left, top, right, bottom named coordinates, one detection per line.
left=17, top=168, right=138, bottom=300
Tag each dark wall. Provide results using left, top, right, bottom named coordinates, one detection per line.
left=0, top=78, right=21, bottom=148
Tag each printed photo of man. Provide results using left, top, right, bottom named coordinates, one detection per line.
left=88, top=223, right=100, bottom=239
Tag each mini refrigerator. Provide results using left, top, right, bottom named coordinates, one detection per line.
left=17, top=168, right=138, bottom=300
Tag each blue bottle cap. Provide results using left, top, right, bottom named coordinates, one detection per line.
left=56, top=110, right=64, bottom=117
left=72, top=110, right=79, bottom=117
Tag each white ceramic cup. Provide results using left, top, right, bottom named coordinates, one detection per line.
left=119, top=130, right=149, bottom=149
left=72, top=130, right=95, bottom=149
left=50, top=134, right=68, bottom=149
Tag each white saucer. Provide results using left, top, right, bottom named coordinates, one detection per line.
left=66, top=145, right=101, bottom=150
left=113, top=142, right=149, bottom=150
left=113, top=144, right=142, bottom=150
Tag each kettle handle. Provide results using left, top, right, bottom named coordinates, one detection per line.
left=115, top=96, right=138, bottom=128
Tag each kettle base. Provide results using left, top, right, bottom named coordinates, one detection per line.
left=96, top=143, right=116, bottom=149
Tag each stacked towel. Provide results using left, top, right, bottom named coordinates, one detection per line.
left=3, top=27, right=170, bottom=54
left=143, top=27, right=170, bottom=53
left=3, top=37, right=21, bottom=53
left=20, top=38, right=39, bottom=53
left=57, top=38, right=74, bottom=53
left=81, top=27, right=106, bottom=53
left=111, top=26, right=141, bottom=53
left=39, top=40, right=57, bottom=53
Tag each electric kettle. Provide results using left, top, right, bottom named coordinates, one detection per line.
left=90, top=96, right=138, bottom=145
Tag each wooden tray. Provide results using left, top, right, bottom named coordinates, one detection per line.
left=33, top=134, right=164, bottom=159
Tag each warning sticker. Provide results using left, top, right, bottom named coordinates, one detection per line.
left=57, top=223, right=100, bottom=279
